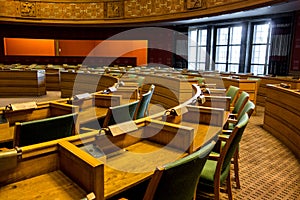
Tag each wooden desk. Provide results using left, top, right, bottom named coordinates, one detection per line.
left=222, top=77, right=259, bottom=114
left=1, top=114, right=220, bottom=200
left=104, top=140, right=185, bottom=198
left=0, top=70, right=46, bottom=96
left=0, top=126, right=14, bottom=144
left=263, top=84, right=300, bottom=159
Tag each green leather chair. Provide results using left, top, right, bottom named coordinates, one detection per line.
left=225, top=85, right=240, bottom=105
left=117, top=140, right=216, bottom=200
left=223, top=100, right=255, bottom=189
left=230, top=91, right=249, bottom=118
left=197, top=113, right=249, bottom=200
left=102, top=100, right=139, bottom=128
left=135, top=84, right=155, bottom=119
left=226, top=100, right=255, bottom=130
left=14, top=113, right=78, bottom=147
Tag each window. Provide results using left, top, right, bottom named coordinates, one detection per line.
left=188, top=28, right=208, bottom=70
left=250, top=22, right=271, bottom=75
left=188, top=19, right=275, bottom=75
left=214, top=26, right=242, bottom=73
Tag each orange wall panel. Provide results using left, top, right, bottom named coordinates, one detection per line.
left=91, top=40, right=147, bottom=66
left=4, top=38, right=55, bottom=56
left=58, top=40, right=96, bottom=56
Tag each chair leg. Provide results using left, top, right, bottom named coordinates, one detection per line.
left=226, top=170, right=233, bottom=200
left=214, top=179, right=221, bottom=200
left=233, top=148, right=241, bottom=189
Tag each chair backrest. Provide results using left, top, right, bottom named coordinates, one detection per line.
left=225, top=85, right=240, bottom=104
left=14, top=113, right=78, bottom=147
left=136, top=76, right=145, bottom=87
left=232, top=91, right=249, bottom=116
left=102, top=100, right=139, bottom=128
left=237, top=100, right=255, bottom=121
left=219, top=113, right=249, bottom=173
left=135, top=84, right=155, bottom=119
left=143, top=140, right=216, bottom=200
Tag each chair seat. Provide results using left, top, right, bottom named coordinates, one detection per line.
left=199, top=159, right=230, bottom=186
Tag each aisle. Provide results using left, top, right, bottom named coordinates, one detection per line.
left=197, top=106, right=300, bottom=199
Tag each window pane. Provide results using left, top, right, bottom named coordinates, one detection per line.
left=189, top=30, right=197, bottom=46
left=228, top=46, right=240, bottom=63
left=215, top=46, right=227, bottom=62
left=197, top=46, right=207, bottom=62
left=198, top=29, right=207, bottom=46
left=230, top=26, right=242, bottom=44
left=215, top=64, right=226, bottom=72
left=253, top=24, right=269, bottom=44
left=217, top=28, right=228, bottom=45
left=188, top=46, right=197, bottom=62
left=251, top=64, right=265, bottom=75
left=197, top=63, right=206, bottom=71
left=251, top=45, right=267, bottom=64
left=228, top=64, right=239, bottom=73
left=189, top=62, right=196, bottom=70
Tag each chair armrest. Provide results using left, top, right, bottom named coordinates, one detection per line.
left=222, top=129, right=233, bottom=134
left=219, top=134, right=230, bottom=141
left=227, top=118, right=238, bottom=124
left=208, top=152, right=220, bottom=161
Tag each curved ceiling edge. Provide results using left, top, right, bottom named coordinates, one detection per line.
left=0, top=0, right=289, bottom=25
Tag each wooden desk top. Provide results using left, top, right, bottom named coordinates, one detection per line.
left=77, top=106, right=108, bottom=125
left=0, top=139, right=187, bottom=200
left=0, top=170, right=87, bottom=200
left=104, top=140, right=187, bottom=199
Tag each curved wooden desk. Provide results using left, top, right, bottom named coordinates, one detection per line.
left=0, top=82, right=224, bottom=200
left=263, top=84, right=300, bottom=159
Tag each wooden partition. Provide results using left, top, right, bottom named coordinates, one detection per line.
left=0, top=102, right=79, bottom=145
left=263, top=84, right=300, bottom=159
left=45, top=68, right=61, bottom=91
left=0, top=70, right=46, bottom=96
left=60, top=72, right=118, bottom=98
left=250, top=76, right=300, bottom=106
left=3, top=102, right=78, bottom=126
left=131, top=73, right=195, bottom=109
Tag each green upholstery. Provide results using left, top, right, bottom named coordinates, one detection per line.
left=231, top=91, right=249, bottom=116
left=14, top=113, right=77, bottom=147
left=197, top=77, right=206, bottom=85
left=225, top=85, right=240, bottom=104
left=197, top=114, right=249, bottom=200
left=128, top=74, right=137, bottom=78
left=237, top=100, right=255, bottom=121
left=228, top=100, right=255, bottom=130
left=102, top=100, right=139, bottom=127
left=144, top=140, right=216, bottom=200
left=136, top=76, right=145, bottom=87
left=135, top=84, right=155, bottom=119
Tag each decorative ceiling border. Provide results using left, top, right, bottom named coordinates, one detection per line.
left=0, top=0, right=287, bottom=24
